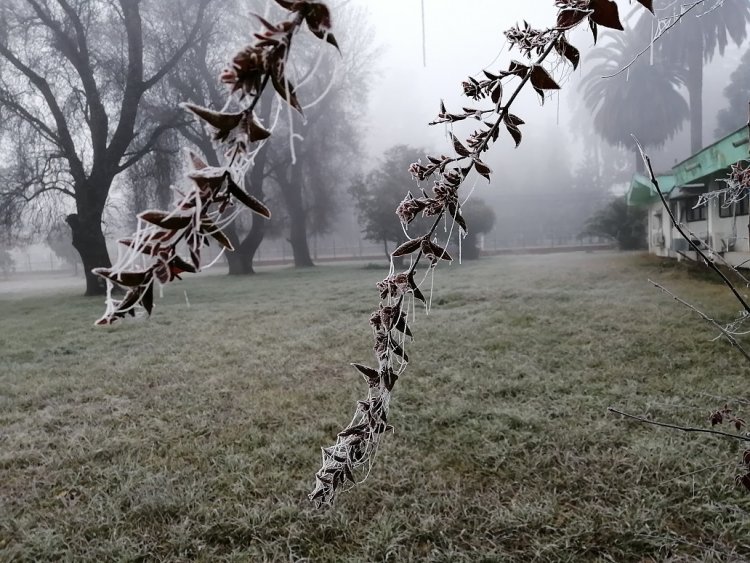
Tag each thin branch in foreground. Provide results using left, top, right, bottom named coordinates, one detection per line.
left=603, top=0, right=725, bottom=78
left=648, top=279, right=750, bottom=363
left=607, top=408, right=750, bottom=442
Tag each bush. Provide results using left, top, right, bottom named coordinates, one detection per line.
left=582, top=196, right=647, bottom=250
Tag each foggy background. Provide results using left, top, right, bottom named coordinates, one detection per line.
left=1, top=0, right=747, bottom=287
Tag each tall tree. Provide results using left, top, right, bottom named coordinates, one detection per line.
left=716, top=46, right=750, bottom=138
left=580, top=22, right=689, bottom=171
left=256, top=4, right=374, bottom=269
left=461, top=199, right=495, bottom=260
left=0, top=0, right=209, bottom=295
left=166, top=1, right=373, bottom=273
left=350, top=145, right=425, bottom=262
left=163, top=1, right=274, bottom=275
left=649, top=0, right=750, bottom=151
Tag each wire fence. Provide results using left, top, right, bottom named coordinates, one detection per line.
left=3, top=234, right=613, bottom=276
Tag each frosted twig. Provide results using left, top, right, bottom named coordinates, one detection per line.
left=603, top=0, right=726, bottom=79
left=608, top=408, right=750, bottom=442
left=649, top=279, right=750, bottom=363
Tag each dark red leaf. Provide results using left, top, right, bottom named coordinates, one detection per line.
left=181, top=103, right=243, bottom=141
left=555, top=36, right=580, bottom=70
left=243, top=113, right=271, bottom=142
left=504, top=114, right=524, bottom=148
left=188, top=167, right=227, bottom=193
left=408, top=272, right=426, bottom=303
left=530, top=65, right=560, bottom=90
left=118, top=238, right=159, bottom=256
left=251, top=13, right=280, bottom=31
left=390, top=341, right=408, bottom=363
left=116, top=288, right=142, bottom=317
left=338, top=423, right=368, bottom=438
left=589, top=19, right=599, bottom=43
left=304, top=3, right=332, bottom=32
left=351, top=363, right=380, bottom=388
left=271, top=73, right=303, bottom=114
left=394, top=312, right=412, bottom=337
left=508, top=60, right=529, bottom=77
left=226, top=177, right=272, bottom=218
left=93, top=268, right=151, bottom=288
left=309, top=27, right=339, bottom=51
left=490, top=82, right=503, bottom=106
left=200, top=219, right=235, bottom=250
left=187, top=150, right=208, bottom=170
left=451, top=133, right=471, bottom=157
left=473, top=159, right=492, bottom=182
left=274, top=0, right=296, bottom=10
left=392, top=238, right=423, bottom=257
left=556, top=8, right=590, bottom=29
left=590, top=0, right=623, bottom=30
left=170, top=255, right=197, bottom=274
left=533, top=87, right=545, bottom=105
left=381, top=367, right=398, bottom=391
left=636, top=0, right=654, bottom=13
left=342, top=462, right=355, bottom=483
left=447, top=202, right=468, bottom=233
left=141, top=283, right=154, bottom=315
left=421, top=239, right=452, bottom=262
left=139, top=210, right=192, bottom=230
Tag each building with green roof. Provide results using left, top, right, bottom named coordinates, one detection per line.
left=626, top=126, right=749, bottom=265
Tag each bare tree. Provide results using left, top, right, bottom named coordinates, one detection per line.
left=0, top=0, right=209, bottom=295
left=167, top=0, right=375, bottom=272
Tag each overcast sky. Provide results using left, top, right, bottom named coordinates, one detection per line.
left=351, top=1, right=572, bottom=158
left=340, top=0, right=744, bottom=176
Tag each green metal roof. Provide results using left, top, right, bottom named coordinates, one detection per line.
left=673, top=126, right=749, bottom=185
left=626, top=172, right=676, bottom=207
left=626, top=125, right=749, bottom=207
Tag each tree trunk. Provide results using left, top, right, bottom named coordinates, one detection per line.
left=288, top=203, right=315, bottom=267
left=280, top=163, right=314, bottom=268
left=225, top=214, right=267, bottom=275
left=463, top=233, right=481, bottom=260
left=686, top=40, right=704, bottom=154
left=66, top=203, right=111, bottom=296
left=225, top=135, right=271, bottom=274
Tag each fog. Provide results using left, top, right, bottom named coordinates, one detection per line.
left=1, top=0, right=748, bottom=286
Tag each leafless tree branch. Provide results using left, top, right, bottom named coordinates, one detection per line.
left=608, top=408, right=750, bottom=442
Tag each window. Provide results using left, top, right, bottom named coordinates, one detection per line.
left=685, top=196, right=706, bottom=222
left=718, top=193, right=749, bottom=218
left=720, top=192, right=733, bottom=218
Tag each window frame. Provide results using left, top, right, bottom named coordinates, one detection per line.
left=684, top=195, right=706, bottom=222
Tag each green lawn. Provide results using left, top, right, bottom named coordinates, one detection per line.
left=2, top=252, right=750, bottom=562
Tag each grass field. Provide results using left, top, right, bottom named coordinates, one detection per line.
left=3, top=251, right=750, bottom=562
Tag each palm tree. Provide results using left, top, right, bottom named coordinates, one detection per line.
left=580, top=22, right=689, bottom=172
left=649, top=0, right=750, bottom=151
left=716, top=46, right=750, bottom=138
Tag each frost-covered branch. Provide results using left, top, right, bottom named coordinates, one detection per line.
left=93, top=0, right=339, bottom=325
left=310, top=0, right=656, bottom=508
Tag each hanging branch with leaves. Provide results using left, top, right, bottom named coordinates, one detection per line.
left=309, top=0, right=656, bottom=508
left=93, top=0, right=339, bottom=325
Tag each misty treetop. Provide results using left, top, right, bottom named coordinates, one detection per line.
left=0, top=0, right=212, bottom=295
left=89, top=0, right=342, bottom=324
